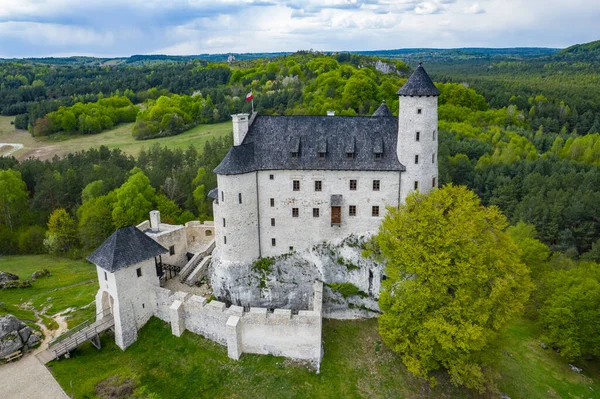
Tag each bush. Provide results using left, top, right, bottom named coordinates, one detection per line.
left=18, top=226, right=46, bottom=254
left=328, top=282, right=366, bottom=298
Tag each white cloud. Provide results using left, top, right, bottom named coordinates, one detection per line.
left=463, top=3, right=485, bottom=14
left=0, top=0, right=599, bottom=57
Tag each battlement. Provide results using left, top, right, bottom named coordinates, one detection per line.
left=152, top=281, right=323, bottom=367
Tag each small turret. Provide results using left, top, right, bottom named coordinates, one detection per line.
left=396, top=63, right=439, bottom=202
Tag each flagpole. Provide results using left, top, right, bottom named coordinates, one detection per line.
left=252, top=97, right=254, bottom=114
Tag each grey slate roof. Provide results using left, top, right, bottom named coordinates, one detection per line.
left=214, top=115, right=405, bottom=175
left=397, top=63, right=440, bottom=97
left=372, top=102, right=394, bottom=117
left=87, top=225, right=168, bottom=272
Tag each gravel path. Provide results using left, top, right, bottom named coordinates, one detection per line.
left=0, top=355, right=68, bottom=399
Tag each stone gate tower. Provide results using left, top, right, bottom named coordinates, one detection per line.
left=397, top=62, right=440, bottom=202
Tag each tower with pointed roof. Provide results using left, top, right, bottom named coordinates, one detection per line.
left=396, top=62, right=440, bottom=201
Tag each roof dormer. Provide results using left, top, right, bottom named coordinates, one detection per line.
left=345, top=137, right=356, bottom=159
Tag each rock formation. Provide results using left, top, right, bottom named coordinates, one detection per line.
left=0, top=314, right=40, bottom=358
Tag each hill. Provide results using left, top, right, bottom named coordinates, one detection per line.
left=555, top=40, right=600, bottom=61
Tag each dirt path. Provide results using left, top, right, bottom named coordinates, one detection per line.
left=0, top=142, right=24, bottom=156
left=34, top=308, right=73, bottom=354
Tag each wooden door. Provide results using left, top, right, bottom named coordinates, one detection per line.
left=331, top=206, right=341, bottom=225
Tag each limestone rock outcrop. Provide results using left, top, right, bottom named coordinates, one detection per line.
left=210, top=235, right=384, bottom=318
left=0, top=314, right=40, bottom=358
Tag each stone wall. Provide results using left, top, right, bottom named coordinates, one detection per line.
left=214, top=168, right=401, bottom=263
left=184, top=221, right=215, bottom=248
left=153, top=281, right=324, bottom=366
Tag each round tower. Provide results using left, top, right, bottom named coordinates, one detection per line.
left=396, top=62, right=440, bottom=203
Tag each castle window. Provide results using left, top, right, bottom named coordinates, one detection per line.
left=221, top=190, right=224, bottom=202
left=169, top=245, right=175, bottom=256
left=315, top=180, right=322, bottom=191
left=272, top=238, right=276, bottom=246
left=205, top=230, right=212, bottom=236
left=318, top=152, right=326, bottom=159
left=269, top=174, right=274, bottom=180
left=222, top=218, right=226, bottom=228
left=270, top=198, right=275, bottom=207
left=372, top=206, right=380, bottom=217
left=239, top=193, right=242, bottom=204
left=136, top=268, right=142, bottom=278
left=375, top=152, right=382, bottom=159
left=417, top=108, right=422, bottom=114
left=416, top=131, right=420, bottom=141
left=289, top=246, right=294, bottom=251
left=291, top=151, right=299, bottom=158
left=293, top=180, right=300, bottom=191
left=433, top=130, right=437, bottom=140
left=313, top=208, right=320, bottom=217
left=104, top=271, right=107, bottom=281
left=271, top=218, right=275, bottom=226
left=432, top=177, right=437, bottom=188
left=349, top=205, right=356, bottom=216
left=414, top=181, right=419, bottom=190
left=349, top=179, right=357, bottom=190
left=373, top=180, right=380, bottom=191
left=346, top=152, right=355, bottom=159
left=415, top=155, right=419, bottom=164
left=432, top=153, right=436, bottom=163
left=292, top=208, right=299, bottom=217
left=224, top=236, right=227, bottom=244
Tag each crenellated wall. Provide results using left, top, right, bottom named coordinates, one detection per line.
left=151, top=280, right=324, bottom=366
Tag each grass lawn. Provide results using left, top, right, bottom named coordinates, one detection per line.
left=48, top=317, right=600, bottom=399
left=0, top=255, right=97, bottom=326
left=0, top=115, right=231, bottom=160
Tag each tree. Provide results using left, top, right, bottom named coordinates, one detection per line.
left=372, top=185, right=532, bottom=390
left=112, top=169, right=156, bottom=228
left=78, top=194, right=115, bottom=250
left=539, top=262, right=600, bottom=361
left=44, top=208, right=78, bottom=255
left=0, top=169, right=28, bottom=232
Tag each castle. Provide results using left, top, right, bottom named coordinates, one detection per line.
left=211, top=62, right=439, bottom=263
left=86, top=64, right=439, bottom=367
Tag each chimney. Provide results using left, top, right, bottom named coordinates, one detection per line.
left=327, top=110, right=335, bottom=116
left=231, top=113, right=250, bottom=146
left=150, top=210, right=161, bottom=232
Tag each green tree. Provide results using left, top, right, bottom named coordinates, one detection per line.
left=0, top=169, right=28, bottom=232
left=78, top=194, right=115, bottom=250
left=372, top=185, right=532, bottom=390
left=44, top=208, right=78, bottom=255
left=539, top=262, right=600, bottom=361
left=112, top=169, right=155, bottom=228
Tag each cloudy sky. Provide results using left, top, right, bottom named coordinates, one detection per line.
left=0, top=0, right=598, bottom=58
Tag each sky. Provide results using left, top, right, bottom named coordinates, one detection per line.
left=0, top=0, right=598, bottom=58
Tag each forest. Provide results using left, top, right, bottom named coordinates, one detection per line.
left=1, top=42, right=600, bottom=385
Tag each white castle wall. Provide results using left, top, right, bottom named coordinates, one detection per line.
left=214, top=173, right=260, bottom=262
left=184, top=221, right=215, bottom=247
left=95, top=257, right=159, bottom=350
left=147, top=280, right=323, bottom=364
left=147, top=226, right=188, bottom=267
left=215, top=169, right=400, bottom=261
left=397, top=95, right=438, bottom=201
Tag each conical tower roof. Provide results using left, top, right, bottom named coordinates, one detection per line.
left=87, top=225, right=168, bottom=272
left=372, top=101, right=394, bottom=117
left=397, top=63, right=440, bottom=97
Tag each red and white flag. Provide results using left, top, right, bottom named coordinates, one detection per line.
left=245, top=91, right=253, bottom=102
